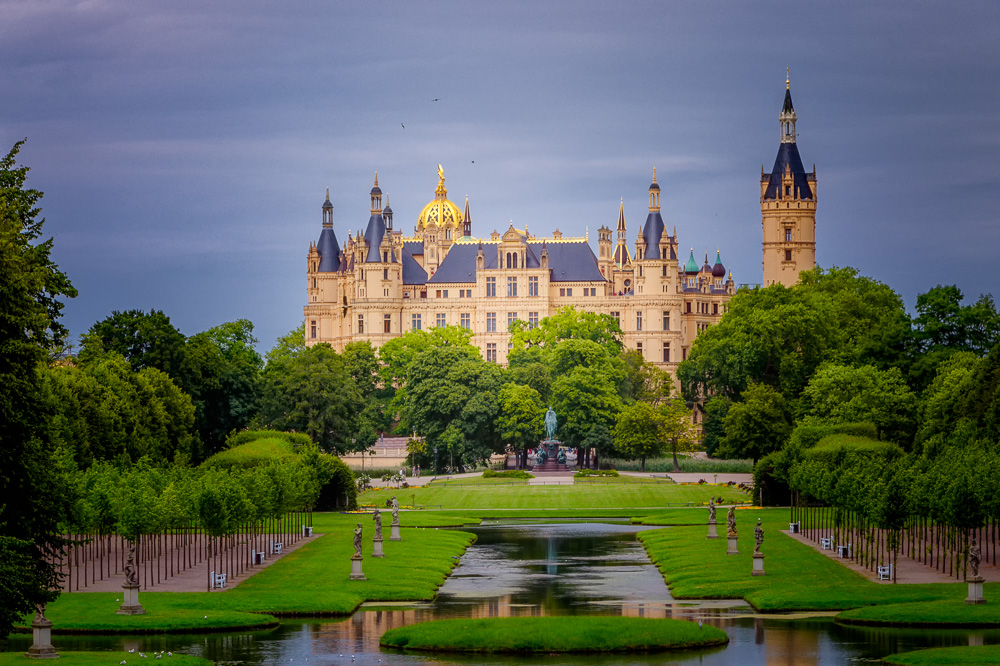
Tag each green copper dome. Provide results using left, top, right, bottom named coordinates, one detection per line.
left=684, top=249, right=699, bottom=274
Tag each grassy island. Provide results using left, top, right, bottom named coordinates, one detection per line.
left=835, top=600, right=1000, bottom=627
left=882, top=645, right=1000, bottom=665
left=378, top=616, right=729, bottom=653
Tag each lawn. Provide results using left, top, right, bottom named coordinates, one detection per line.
left=360, top=481, right=751, bottom=510
left=882, top=645, right=1000, bottom=665
left=379, top=616, right=728, bottom=653
left=25, top=514, right=476, bottom=632
left=0, top=653, right=211, bottom=666
left=639, top=508, right=968, bottom=612
left=836, top=599, right=1000, bottom=627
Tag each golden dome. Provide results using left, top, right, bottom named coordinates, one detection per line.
left=417, top=164, right=464, bottom=230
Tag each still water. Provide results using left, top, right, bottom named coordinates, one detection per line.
left=6, top=522, right=999, bottom=664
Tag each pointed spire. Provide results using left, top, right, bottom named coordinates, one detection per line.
left=617, top=198, right=626, bottom=231
left=464, top=195, right=470, bottom=221
left=648, top=168, right=660, bottom=212
left=780, top=71, right=797, bottom=143
left=326, top=186, right=330, bottom=201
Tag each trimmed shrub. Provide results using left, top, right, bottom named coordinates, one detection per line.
left=575, top=468, right=619, bottom=478
left=225, top=429, right=312, bottom=450
left=482, top=469, right=533, bottom=479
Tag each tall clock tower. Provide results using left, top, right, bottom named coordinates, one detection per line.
left=761, top=72, right=816, bottom=287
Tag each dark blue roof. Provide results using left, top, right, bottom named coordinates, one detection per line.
left=427, top=240, right=604, bottom=284
left=404, top=241, right=423, bottom=255
left=763, top=142, right=813, bottom=200
left=316, top=228, right=341, bottom=272
left=640, top=211, right=665, bottom=259
left=782, top=87, right=794, bottom=114
left=363, top=214, right=387, bottom=263
left=401, top=248, right=427, bottom=285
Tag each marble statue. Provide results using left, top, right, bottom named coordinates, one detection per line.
left=970, top=536, right=982, bottom=578
left=544, top=406, right=557, bottom=441
left=708, top=498, right=716, bottom=522
left=33, top=603, right=47, bottom=624
left=372, top=509, right=383, bottom=540
left=124, top=543, right=139, bottom=587
left=727, top=506, right=737, bottom=538
left=353, top=523, right=363, bottom=557
left=391, top=496, right=400, bottom=526
left=754, top=518, right=764, bottom=554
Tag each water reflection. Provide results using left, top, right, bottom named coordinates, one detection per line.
left=4, top=522, right=999, bottom=665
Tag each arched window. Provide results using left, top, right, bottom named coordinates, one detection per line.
left=513, top=253, right=518, bottom=269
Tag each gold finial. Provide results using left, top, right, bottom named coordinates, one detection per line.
left=586, top=226, right=589, bottom=241
left=374, top=172, right=379, bottom=187
left=325, top=186, right=330, bottom=200
left=786, top=67, right=790, bottom=89
left=437, top=164, right=444, bottom=182
left=652, top=167, right=657, bottom=183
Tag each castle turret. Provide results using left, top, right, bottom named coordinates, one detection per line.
left=761, top=71, right=817, bottom=287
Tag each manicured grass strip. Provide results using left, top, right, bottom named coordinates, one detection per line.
left=379, top=616, right=728, bottom=653
left=17, top=595, right=276, bottom=633
left=882, top=645, right=1000, bottom=665
left=836, top=599, right=1000, bottom=627
left=29, top=516, right=475, bottom=632
left=360, top=483, right=750, bottom=510
left=0, top=652, right=211, bottom=666
left=639, top=508, right=966, bottom=612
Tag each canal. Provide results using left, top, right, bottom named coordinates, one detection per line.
left=5, top=521, right=998, bottom=664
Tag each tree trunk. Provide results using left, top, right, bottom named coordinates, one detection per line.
left=672, top=448, right=680, bottom=472
left=641, top=455, right=646, bottom=472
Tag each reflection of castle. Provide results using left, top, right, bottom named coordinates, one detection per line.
left=305, top=80, right=816, bottom=367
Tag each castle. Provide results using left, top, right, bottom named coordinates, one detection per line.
left=304, top=78, right=816, bottom=371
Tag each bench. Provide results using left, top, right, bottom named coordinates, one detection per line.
left=211, top=572, right=227, bottom=589
left=820, top=537, right=832, bottom=550
left=252, top=550, right=265, bottom=565
left=271, top=541, right=283, bottom=554
left=789, top=522, right=801, bottom=534
left=837, top=544, right=851, bottom=558
left=302, top=526, right=313, bottom=537
left=877, top=564, right=893, bottom=581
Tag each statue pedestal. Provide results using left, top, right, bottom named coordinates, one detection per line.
left=390, top=524, right=401, bottom=541
left=372, top=537, right=384, bottom=558
left=966, top=576, right=986, bottom=604
left=25, top=614, right=58, bottom=659
left=752, top=553, right=766, bottom=576
left=116, top=585, right=146, bottom=615
left=350, top=554, right=366, bottom=580
left=707, top=520, right=718, bottom=539
left=726, top=536, right=739, bottom=555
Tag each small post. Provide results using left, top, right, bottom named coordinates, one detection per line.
left=25, top=605, right=58, bottom=659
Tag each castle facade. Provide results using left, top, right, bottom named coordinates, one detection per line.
left=304, top=80, right=815, bottom=369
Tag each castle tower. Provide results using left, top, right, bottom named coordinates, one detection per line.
left=761, top=71, right=817, bottom=287
left=613, top=198, right=631, bottom=268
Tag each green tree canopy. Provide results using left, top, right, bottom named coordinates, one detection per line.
left=719, top=383, right=792, bottom=463
left=0, top=140, right=78, bottom=638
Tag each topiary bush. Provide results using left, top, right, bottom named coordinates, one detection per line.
left=574, top=468, right=619, bottom=478
left=482, top=469, right=533, bottom=479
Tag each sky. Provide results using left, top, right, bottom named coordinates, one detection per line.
left=3, top=1, right=999, bottom=353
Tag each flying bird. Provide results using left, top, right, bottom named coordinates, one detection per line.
left=401, top=123, right=405, bottom=129
left=432, top=98, right=440, bottom=101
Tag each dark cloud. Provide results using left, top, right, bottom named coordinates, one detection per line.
left=3, top=0, right=999, bottom=349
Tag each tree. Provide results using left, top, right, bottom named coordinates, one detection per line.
left=800, top=363, right=917, bottom=446
left=552, top=365, right=622, bottom=448
left=255, top=343, right=360, bottom=452
left=701, top=396, right=731, bottom=457
left=0, top=141, right=78, bottom=638
left=81, top=309, right=186, bottom=377
left=659, top=398, right=697, bottom=472
left=718, top=383, right=792, bottom=463
left=497, top=384, right=544, bottom=469
left=509, top=306, right=623, bottom=358
left=613, top=402, right=663, bottom=472
left=181, top=320, right=262, bottom=454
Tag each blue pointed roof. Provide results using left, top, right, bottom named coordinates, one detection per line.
left=316, top=227, right=341, bottom=272
left=763, top=142, right=813, bottom=201
left=640, top=211, right=665, bottom=259
left=401, top=247, right=427, bottom=285
left=427, top=239, right=604, bottom=284
left=363, top=214, right=387, bottom=263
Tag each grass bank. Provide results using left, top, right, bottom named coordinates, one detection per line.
left=379, top=616, right=728, bottom=653
left=0, top=653, right=211, bottom=666
left=882, top=645, right=1000, bottom=665
left=639, top=509, right=964, bottom=612
left=836, top=600, right=1000, bottom=627
left=360, top=481, right=750, bottom=510
left=26, top=514, right=475, bottom=633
